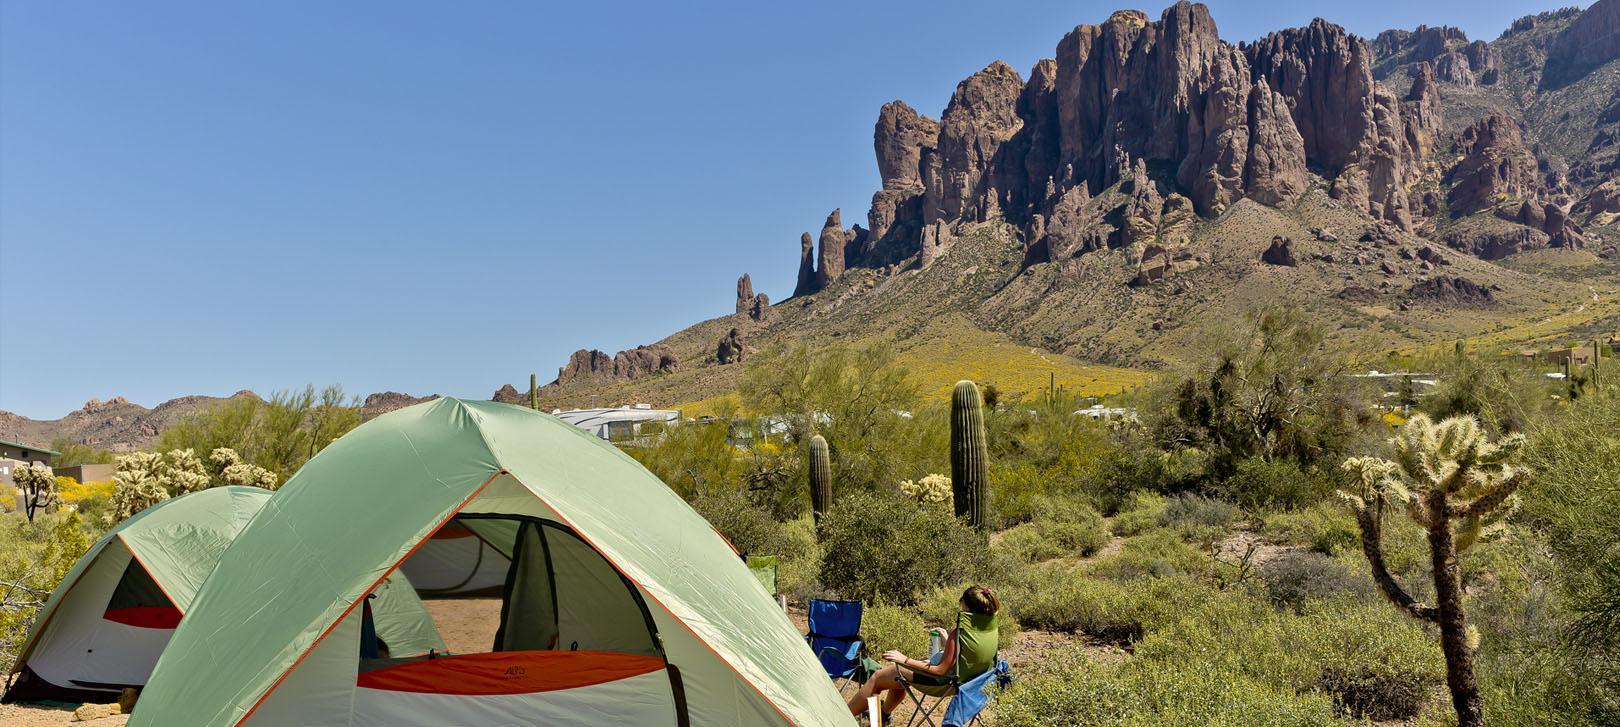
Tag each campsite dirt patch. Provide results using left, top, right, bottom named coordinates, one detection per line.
left=0, top=702, right=128, bottom=726
left=422, top=596, right=503, bottom=654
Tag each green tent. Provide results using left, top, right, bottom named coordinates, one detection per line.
left=3, top=487, right=440, bottom=704
left=131, top=398, right=847, bottom=726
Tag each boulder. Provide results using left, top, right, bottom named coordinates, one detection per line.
left=1261, top=236, right=1297, bottom=266
left=1407, top=275, right=1496, bottom=306
left=716, top=328, right=747, bottom=365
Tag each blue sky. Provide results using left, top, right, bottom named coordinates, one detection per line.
left=0, top=0, right=1566, bottom=418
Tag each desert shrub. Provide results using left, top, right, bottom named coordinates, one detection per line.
left=818, top=489, right=986, bottom=604
left=1259, top=551, right=1373, bottom=611
left=1220, top=457, right=1334, bottom=510
left=0, top=512, right=93, bottom=673
left=1086, top=441, right=1202, bottom=513
left=1109, top=491, right=1167, bottom=536
left=996, top=497, right=1109, bottom=563
left=1131, top=593, right=1445, bottom=722
left=859, top=604, right=928, bottom=658
left=1089, top=529, right=1208, bottom=581
left=1261, top=503, right=1358, bottom=556
left=997, top=646, right=1349, bottom=726
left=1001, top=567, right=1212, bottom=643
left=690, top=486, right=784, bottom=556
left=1159, top=492, right=1240, bottom=530
left=774, top=516, right=823, bottom=603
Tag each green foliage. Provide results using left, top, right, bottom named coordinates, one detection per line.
left=0, top=511, right=94, bottom=673
left=985, top=389, right=1116, bottom=524
left=950, top=380, right=989, bottom=530
left=1150, top=306, right=1374, bottom=479
left=1086, top=438, right=1203, bottom=514
left=1001, top=568, right=1212, bottom=641
left=742, top=341, right=924, bottom=494
left=818, top=489, right=986, bottom=604
left=1261, top=503, right=1359, bottom=556
left=1110, top=491, right=1167, bottom=536
left=48, top=439, right=116, bottom=468
left=1518, top=394, right=1620, bottom=720
left=998, top=649, right=1351, bottom=727
left=1087, top=529, right=1208, bottom=581
left=1259, top=551, right=1373, bottom=611
left=995, top=497, right=1109, bottom=564
left=1219, top=457, right=1335, bottom=511
left=157, top=385, right=360, bottom=487
left=1158, top=492, right=1240, bottom=531
left=860, top=604, right=928, bottom=659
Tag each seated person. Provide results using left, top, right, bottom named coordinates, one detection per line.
left=846, top=585, right=999, bottom=721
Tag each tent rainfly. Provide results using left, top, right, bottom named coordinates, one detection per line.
left=130, top=398, right=848, bottom=726
left=2, top=487, right=441, bottom=704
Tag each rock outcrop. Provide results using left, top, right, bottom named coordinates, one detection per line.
left=868, top=101, right=940, bottom=252
left=923, top=61, right=1025, bottom=225
left=794, top=232, right=817, bottom=297
left=1407, top=276, right=1496, bottom=306
left=612, top=346, right=680, bottom=380
left=735, top=274, right=754, bottom=315
left=1261, top=235, right=1297, bottom=266
left=1448, top=113, right=1541, bottom=216
left=1548, top=0, right=1620, bottom=81
left=816, top=209, right=848, bottom=290
left=716, top=328, right=747, bottom=365
left=361, top=392, right=439, bottom=418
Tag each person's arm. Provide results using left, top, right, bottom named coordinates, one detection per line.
left=881, top=628, right=957, bottom=678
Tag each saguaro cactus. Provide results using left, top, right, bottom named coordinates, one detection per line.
left=1341, top=413, right=1528, bottom=727
left=530, top=373, right=539, bottom=410
left=808, top=434, right=832, bottom=524
left=951, top=380, right=989, bottom=530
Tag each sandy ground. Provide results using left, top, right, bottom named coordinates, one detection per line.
left=0, top=702, right=129, bottom=726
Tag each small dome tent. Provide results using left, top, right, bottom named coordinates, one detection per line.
left=131, top=398, right=848, bottom=726
left=2, top=487, right=442, bottom=704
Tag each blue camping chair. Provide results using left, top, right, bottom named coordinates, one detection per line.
left=805, top=599, right=870, bottom=690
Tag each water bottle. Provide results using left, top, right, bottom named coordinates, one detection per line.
left=927, top=628, right=946, bottom=665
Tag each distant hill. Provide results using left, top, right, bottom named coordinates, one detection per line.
left=0, top=392, right=260, bottom=453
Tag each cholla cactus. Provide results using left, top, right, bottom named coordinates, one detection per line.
left=1340, top=413, right=1527, bottom=727
left=13, top=462, right=57, bottom=522
left=899, top=474, right=952, bottom=506
left=211, top=448, right=278, bottom=489
left=110, top=451, right=171, bottom=523
left=160, top=449, right=210, bottom=495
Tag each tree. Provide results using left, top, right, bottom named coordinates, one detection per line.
left=12, top=463, right=56, bottom=522
left=1155, top=306, right=1371, bottom=479
left=741, top=341, right=922, bottom=493
left=1341, top=413, right=1529, bottom=727
left=157, top=385, right=361, bottom=486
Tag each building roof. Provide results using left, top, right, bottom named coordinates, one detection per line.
left=0, top=438, right=61, bottom=456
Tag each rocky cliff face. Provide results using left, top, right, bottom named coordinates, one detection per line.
left=802, top=1, right=1457, bottom=288
left=1548, top=0, right=1620, bottom=82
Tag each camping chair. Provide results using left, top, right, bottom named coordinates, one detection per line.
left=744, top=554, right=786, bottom=611
left=804, top=599, right=870, bottom=692
left=895, top=611, right=1009, bottom=727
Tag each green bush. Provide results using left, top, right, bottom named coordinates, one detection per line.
left=995, top=498, right=1110, bottom=563
left=859, top=604, right=928, bottom=659
left=997, top=647, right=1350, bottom=727
left=1088, top=529, right=1208, bottom=581
left=1261, top=503, right=1359, bottom=556
left=1259, top=551, right=1373, bottom=611
left=1086, top=442, right=1202, bottom=514
left=1220, top=457, right=1334, bottom=511
left=775, top=515, right=823, bottom=603
left=999, top=567, right=1212, bottom=643
left=818, top=489, right=986, bottom=604
left=1159, top=492, right=1240, bottom=531
left=1109, top=491, right=1167, bottom=536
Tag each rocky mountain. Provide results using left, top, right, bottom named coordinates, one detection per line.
left=526, top=1, right=1620, bottom=411
left=0, top=392, right=261, bottom=453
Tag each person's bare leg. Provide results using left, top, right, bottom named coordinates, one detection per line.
left=848, top=666, right=897, bottom=715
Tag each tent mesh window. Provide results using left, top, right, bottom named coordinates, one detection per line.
left=103, top=559, right=180, bottom=629
left=462, top=516, right=662, bottom=657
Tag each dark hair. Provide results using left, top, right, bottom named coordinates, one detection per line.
left=960, top=585, right=999, bottom=615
